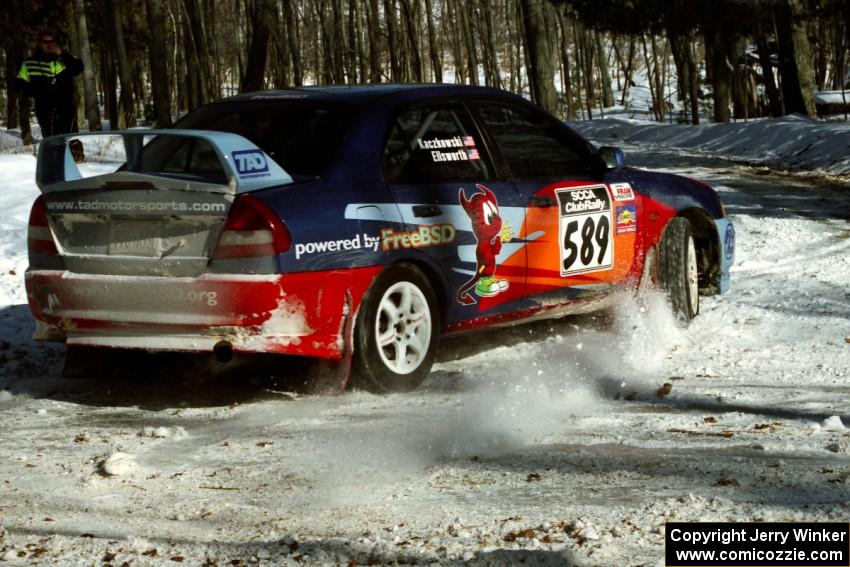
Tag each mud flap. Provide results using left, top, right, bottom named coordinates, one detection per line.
left=308, top=290, right=354, bottom=395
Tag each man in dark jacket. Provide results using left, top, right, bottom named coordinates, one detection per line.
left=16, top=30, right=84, bottom=138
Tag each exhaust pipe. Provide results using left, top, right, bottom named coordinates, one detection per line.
left=213, top=340, right=234, bottom=363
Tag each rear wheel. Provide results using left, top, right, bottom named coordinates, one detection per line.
left=352, top=264, right=438, bottom=393
left=658, top=217, right=699, bottom=321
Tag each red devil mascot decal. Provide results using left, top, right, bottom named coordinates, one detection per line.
left=457, top=184, right=510, bottom=305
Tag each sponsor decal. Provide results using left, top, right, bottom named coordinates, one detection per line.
left=610, top=182, right=635, bottom=202
left=555, top=185, right=614, bottom=277
left=724, top=223, right=735, bottom=260
left=232, top=149, right=270, bottom=179
left=45, top=199, right=226, bottom=214
left=67, top=284, right=219, bottom=306
left=381, top=224, right=456, bottom=251
left=294, top=233, right=381, bottom=260
left=615, top=205, right=637, bottom=234
left=456, top=184, right=512, bottom=305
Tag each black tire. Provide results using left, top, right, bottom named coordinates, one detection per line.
left=351, top=263, right=439, bottom=393
left=658, top=217, right=699, bottom=321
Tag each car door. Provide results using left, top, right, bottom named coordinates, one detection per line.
left=469, top=99, right=638, bottom=305
left=381, top=101, right=529, bottom=328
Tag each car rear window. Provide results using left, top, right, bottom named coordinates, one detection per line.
left=151, top=101, right=355, bottom=179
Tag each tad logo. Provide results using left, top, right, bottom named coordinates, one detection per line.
left=232, top=150, right=269, bottom=177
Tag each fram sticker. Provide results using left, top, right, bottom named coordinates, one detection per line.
left=615, top=205, right=637, bottom=234
left=231, top=149, right=270, bottom=178
left=610, top=182, right=635, bottom=202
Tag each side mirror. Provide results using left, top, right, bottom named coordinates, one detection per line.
left=597, top=146, right=625, bottom=170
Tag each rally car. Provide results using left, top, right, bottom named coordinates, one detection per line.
left=26, top=84, right=734, bottom=393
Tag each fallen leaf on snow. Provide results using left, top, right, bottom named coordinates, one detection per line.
left=656, top=383, right=673, bottom=398
left=669, top=428, right=734, bottom=438
left=503, top=528, right=536, bottom=542
left=703, top=417, right=718, bottom=424
left=526, top=473, right=542, bottom=482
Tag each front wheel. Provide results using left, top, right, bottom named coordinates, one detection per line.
left=658, top=217, right=699, bottom=321
left=351, top=264, right=439, bottom=393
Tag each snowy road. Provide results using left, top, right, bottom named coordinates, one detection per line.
left=1, top=142, right=849, bottom=566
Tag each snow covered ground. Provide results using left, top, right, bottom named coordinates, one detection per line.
left=1, top=121, right=849, bottom=566
left=579, top=115, right=850, bottom=178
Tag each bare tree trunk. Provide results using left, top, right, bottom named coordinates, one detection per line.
left=754, top=3, right=783, bottom=117
left=595, top=31, right=614, bottom=108
left=686, top=36, right=700, bottom=124
left=400, top=0, right=423, bottom=81
left=4, top=41, right=22, bottom=129
left=367, top=0, right=382, bottom=81
left=73, top=0, right=102, bottom=131
left=619, top=36, right=635, bottom=105
left=574, top=21, right=594, bottom=119
left=642, top=35, right=659, bottom=121
left=444, top=0, right=465, bottom=84
left=706, top=24, right=733, bottom=123
left=102, top=46, right=119, bottom=128
left=460, top=0, right=479, bottom=85
left=668, top=29, right=689, bottom=120
left=831, top=12, right=845, bottom=90
left=424, top=0, right=441, bottom=82
left=147, top=0, right=171, bottom=128
left=384, top=0, right=402, bottom=81
left=482, top=0, right=501, bottom=88
left=110, top=1, right=136, bottom=128
left=519, top=0, right=557, bottom=114
left=19, top=95, right=32, bottom=144
left=183, top=0, right=217, bottom=103
left=556, top=5, right=575, bottom=120
left=285, top=0, right=303, bottom=85
left=347, top=0, right=359, bottom=82
left=775, top=0, right=817, bottom=116
left=242, top=0, right=274, bottom=91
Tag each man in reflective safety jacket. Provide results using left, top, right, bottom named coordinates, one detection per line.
left=16, top=30, right=84, bottom=138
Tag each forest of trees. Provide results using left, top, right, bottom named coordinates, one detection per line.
left=2, top=0, right=849, bottom=139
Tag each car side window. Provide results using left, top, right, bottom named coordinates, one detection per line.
left=473, top=101, right=591, bottom=179
left=383, top=105, right=493, bottom=184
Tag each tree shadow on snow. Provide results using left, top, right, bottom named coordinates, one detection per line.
left=6, top=524, right=580, bottom=566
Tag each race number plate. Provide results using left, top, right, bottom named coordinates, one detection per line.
left=555, top=185, right=614, bottom=276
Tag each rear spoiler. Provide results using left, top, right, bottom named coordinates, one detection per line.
left=36, top=129, right=293, bottom=194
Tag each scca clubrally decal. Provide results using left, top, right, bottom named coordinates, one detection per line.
left=555, top=185, right=614, bottom=277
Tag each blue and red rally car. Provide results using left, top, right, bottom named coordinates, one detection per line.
left=26, top=85, right=734, bottom=392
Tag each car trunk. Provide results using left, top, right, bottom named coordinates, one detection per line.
left=33, top=130, right=292, bottom=277
left=43, top=181, right=232, bottom=277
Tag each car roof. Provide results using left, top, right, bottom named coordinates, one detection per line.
left=221, top=83, right=526, bottom=106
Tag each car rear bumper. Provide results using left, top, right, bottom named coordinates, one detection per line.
left=25, top=267, right=381, bottom=359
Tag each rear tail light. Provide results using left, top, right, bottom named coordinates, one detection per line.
left=28, top=196, right=59, bottom=255
left=214, top=195, right=291, bottom=259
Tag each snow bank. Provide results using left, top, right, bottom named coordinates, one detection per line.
left=575, top=115, right=850, bottom=178
left=0, top=130, right=23, bottom=152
